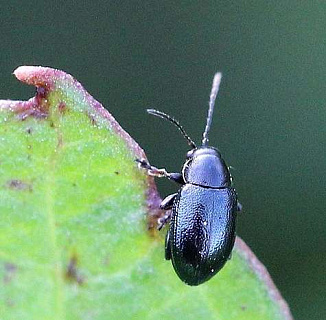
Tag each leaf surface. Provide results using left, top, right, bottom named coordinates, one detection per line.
left=0, top=66, right=292, bottom=320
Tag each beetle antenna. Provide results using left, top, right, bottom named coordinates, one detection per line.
left=147, top=109, right=197, bottom=149
left=202, top=72, right=222, bottom=146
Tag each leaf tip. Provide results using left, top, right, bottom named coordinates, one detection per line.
left=13, top=65, right=60, bottom=89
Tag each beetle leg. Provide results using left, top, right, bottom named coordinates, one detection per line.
left=165, top=230, right=172, bottom=260
left=168, top=172, right=184, bottom=184
left=160, top=193, right=177, bottom=210
left=237, top=202, right=242, bottom=212
left=157, top=193, right=177, bottom=230
left=157, top=212, right=172, bottom=231
left=157, top=211, right=171, bottom=230
left=136, top=159, right=184, bottom=184
left=157, top=193, right=177, bottom=229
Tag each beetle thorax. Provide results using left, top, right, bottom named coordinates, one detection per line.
left=182, top=147, right=231, bottom=188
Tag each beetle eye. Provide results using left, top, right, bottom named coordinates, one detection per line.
left=186, top=150, right=194, bottom=158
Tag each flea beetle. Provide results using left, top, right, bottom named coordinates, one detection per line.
left=137, top=73, right=241, bottom=286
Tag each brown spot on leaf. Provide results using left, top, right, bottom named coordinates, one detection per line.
left=3, top=263, right=17, bottom=284
left=6, top=179, right=32, bottom=192
left=65, top=255, right=84, bottom=285
left=87, top=112, right=98, bottom=126
left=145, top=184, right=165, bottom=236
left=58, top=102, right=67, bottom=114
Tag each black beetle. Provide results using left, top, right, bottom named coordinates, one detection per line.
left=137, top=73, right=240, bottom=286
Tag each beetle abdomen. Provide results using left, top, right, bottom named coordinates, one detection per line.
left=169, top=184, right=237, bottom=286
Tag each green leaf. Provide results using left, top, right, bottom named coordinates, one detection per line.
left=0, top=66, right=293, bottom=320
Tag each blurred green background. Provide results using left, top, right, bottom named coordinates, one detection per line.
left=1, top=1, right=325, bottom=319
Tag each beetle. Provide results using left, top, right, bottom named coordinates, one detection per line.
left=137, top=73, right=241, bottom=286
